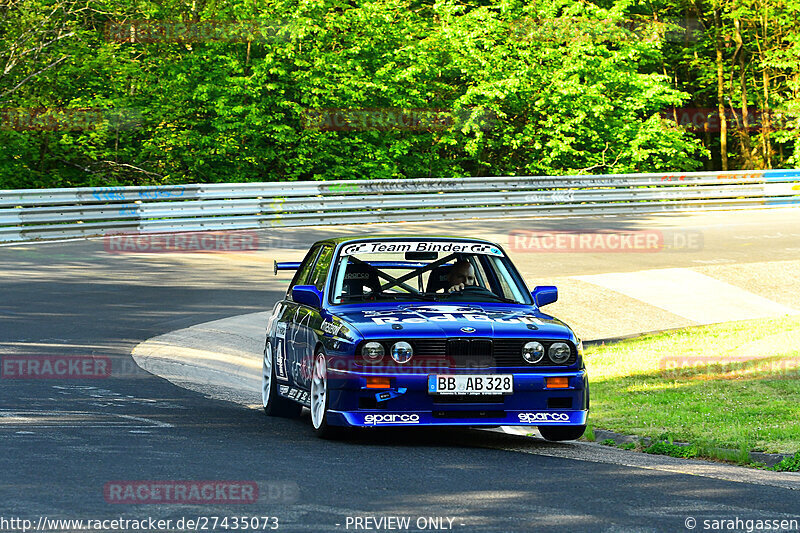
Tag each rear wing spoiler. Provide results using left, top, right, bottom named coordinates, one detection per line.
left=274, top=261, right=301, bottom=275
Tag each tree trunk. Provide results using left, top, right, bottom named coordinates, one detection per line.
left=714, top=8, right=728, bottom=171
left=760, top=8, right=772, bottom=168
left=762, top=68, right=772, bottom=168
left=733, top=19, right=752, bottom=169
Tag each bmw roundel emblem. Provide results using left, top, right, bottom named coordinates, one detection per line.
left=460, top=326, right=476, bottom=333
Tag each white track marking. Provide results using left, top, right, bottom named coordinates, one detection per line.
left=0, top=410, right=173, bottom=428
left=573, top=268, right=798, bottom=324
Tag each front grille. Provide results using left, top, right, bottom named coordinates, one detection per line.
left=356, top=339, right=577, bottom=368
left=447, top=338, right=493, bottom=356
left=414, top=340, right=447, bottom=357
left=493, top=339, right=526, bottom=366
left=447, top=338, right=493, bottom=368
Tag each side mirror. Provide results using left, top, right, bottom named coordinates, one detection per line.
left=532, top=285, right=558, bottom=307
left=292, top=285, right=323, bottom=308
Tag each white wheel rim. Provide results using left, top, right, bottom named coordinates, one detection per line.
left=310, top=354, right=327, bottom=429
left=262, top=343, right=272, bottom=408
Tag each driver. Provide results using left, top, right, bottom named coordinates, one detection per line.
left=447, top=260, right=477, bottom=293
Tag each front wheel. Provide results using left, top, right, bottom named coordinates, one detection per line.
left=310, top=352, right=345, bottom=439
left=538, top=425, right=586, bottom=442
left=262, top=341, right=302, bottom=418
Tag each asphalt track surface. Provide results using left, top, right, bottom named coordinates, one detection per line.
left=1, top=209, right=799, bottom=533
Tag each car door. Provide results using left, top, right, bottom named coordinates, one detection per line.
left=276, top=245, right=321, bottom=385
left=289, top=245, right=334, bottom=390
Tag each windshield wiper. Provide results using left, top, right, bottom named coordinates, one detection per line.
left=339, top=292, right=440, bottom=302
left=375, top=292, right=440, bottom=301
left=489, top=295, right=524, bottom=304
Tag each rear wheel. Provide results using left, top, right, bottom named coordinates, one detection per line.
left=262, top=341, right=302, bottom=418
left=538, top=425, right=586, bottom=441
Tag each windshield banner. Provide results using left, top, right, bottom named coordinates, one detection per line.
left=362, top=308, right=543, bottom=325
left=340, top=241, right=504, bottom=256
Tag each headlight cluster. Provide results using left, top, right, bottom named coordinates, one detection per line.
left=522, top=341, right=544, bottom=363
left=548, top=342, right=571, bottom=364
left=361, top=342, right=385, bottom=363
left=361, top=341, right=414, bottom=364
left=522, top=341, right=572, bottom=365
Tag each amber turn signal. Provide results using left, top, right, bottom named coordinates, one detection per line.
left=545, top=377, right=569, bottom=388
left=365, top=377, right=392, bottom=389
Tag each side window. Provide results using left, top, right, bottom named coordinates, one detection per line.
left=477, top=255, right=506, bottom=296
left=288, top=245, right=322, bottom=299
left=307, top=246, right=334, bottom=291
left=467, top=256, right=488, bottom=288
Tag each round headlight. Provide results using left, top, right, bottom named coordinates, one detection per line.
left=361, top=341, right=385, bottom=363
left=522, top=341, right=545, bottom=364
left=391, top=341, right=413, bottom=364
left=548, top=342, right=571, bottom=364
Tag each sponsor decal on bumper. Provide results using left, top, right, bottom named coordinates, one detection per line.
left=517, top=412, right=571, bottom=423
left=364, top=413, right=421, bottom=425
left=338, top=410, right=586, bottom=427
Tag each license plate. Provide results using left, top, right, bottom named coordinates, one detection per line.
left=428, top=374, right=513, bottom=395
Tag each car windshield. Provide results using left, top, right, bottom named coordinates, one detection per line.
left=329, top=240, right=531, bottom=305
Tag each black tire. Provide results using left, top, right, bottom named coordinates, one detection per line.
left=262, top=341, right=302, bottom=418
left=538, top=425, right=586, bottom=441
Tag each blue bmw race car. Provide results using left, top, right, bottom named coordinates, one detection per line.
left=263, top=236, right=589, bottom=439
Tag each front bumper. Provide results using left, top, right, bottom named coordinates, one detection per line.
left=325, top=367, right=589, bottom=428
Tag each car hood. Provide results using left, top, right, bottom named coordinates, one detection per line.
left=331, top=302, right=575, bottom=341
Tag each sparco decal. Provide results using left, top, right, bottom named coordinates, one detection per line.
left=341, top=241, right=503, bottom=257
left=363, top=414, right=421, bottom=425
left=517, top=412, right=571, bottom=423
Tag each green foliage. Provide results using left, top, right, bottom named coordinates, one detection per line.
left=644, top=440, right=698, bottom=459
left=600, top=438, right=617, bottom=446
left=770, top=452, right=800, bottom=472
left=0, top=0, right=734, bottom=187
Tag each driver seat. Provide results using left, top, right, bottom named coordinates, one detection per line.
left=425, top=265, right=452, bottom=293
left=340, top=264, right=381, bottom=299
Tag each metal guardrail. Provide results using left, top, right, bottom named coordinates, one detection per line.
left=1, top=170, right=799, bottom=242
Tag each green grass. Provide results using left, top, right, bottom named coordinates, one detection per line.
left=644, top=441, right=698, bottom=458
left=770, top=452, right=800, bottom=472
left=584, top=315, right=800, bottom=455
